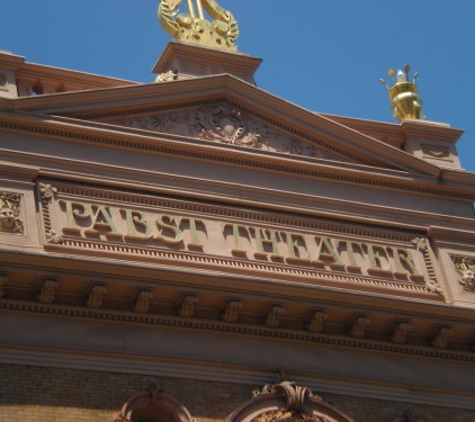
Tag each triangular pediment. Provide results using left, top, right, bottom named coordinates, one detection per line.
left=12, top=74, right=441, bottom=177
left=91, top=101, right=355, bottom=164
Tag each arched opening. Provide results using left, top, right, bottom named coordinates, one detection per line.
left=225, top=381, right=355, bottom=422
left=114, top=384, right=194, bottom=422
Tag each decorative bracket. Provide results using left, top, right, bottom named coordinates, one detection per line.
left=134, top=289, right=154, bottom=313
left=178, top=294, right=199, bottom=318
left=37, top=278, right=59, bottom=304
left=221, top=299, right=242, bottom=323
left=86, top=285, right=107, bottom=309
left=264, top=305, right=285, bottom=328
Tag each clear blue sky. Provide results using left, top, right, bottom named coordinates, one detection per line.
left=2, top=0, right=474, bottom=173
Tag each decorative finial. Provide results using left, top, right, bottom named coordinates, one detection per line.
left=158, top=0, right=239, bottom=51
left=379, top=64, right=423, bottom=122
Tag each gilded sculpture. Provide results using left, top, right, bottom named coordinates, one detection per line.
left=158, top=0, right=239, bottom=50
left=380, top=64, right=423, bottom=122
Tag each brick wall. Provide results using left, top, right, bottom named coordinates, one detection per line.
left=0, top=364, right=473, bottom=422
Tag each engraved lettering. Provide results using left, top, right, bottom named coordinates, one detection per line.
left=122, top=209, right=153, bottom=241
left=154, top=214, right=183, bottom=245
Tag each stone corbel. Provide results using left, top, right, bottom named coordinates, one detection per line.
left=0, top=273, right=7, bottom=298
left=348, top=315, right=370, bottom=338
left=306, top=310, right=327, bottom=333
left=178, top=294, right=199, bottom=318
left=134, top=289, right=154, bottom=313
left=37, top=278, right=59, bottom=304
left=264, top=305, right=285, bottom=328
left=390, top=321, right=412, bottom=344
left=221, top=299, right=242, bottom=323
left=86, top=285, right=107, bottom=309
left=431, top=326, right=452, bottom=349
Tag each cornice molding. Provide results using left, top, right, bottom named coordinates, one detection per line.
left=0, top=345, right=474, bottom=410
left=0, top=299, right=473, bottom=363
left=0, top=112, right=473, bottom=202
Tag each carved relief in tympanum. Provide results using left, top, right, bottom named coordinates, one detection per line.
left=107, top=104, right=337, bottom=160
left=452, top=255, right=475, bottom=292
left=0, top=192, right=23, bottom=234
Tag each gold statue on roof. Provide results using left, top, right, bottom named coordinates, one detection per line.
left=158, top=0, right=239, bottom=51
left=380, top=64, right=423, bottom=122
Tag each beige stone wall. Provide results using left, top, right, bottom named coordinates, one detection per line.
left=1, top=363, right=474, bottom=422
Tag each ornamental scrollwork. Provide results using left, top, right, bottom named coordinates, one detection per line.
left=0, top=192, right=23, bottom=234
left=452, top=255, right=475, bottom=292
left=197, top=105, right=264, bottom=148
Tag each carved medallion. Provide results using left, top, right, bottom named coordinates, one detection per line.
left=197, top=105, right=263, bottom=148
left=0, top=192, right=23, bottom=234
left=452, top=255, right=475, bottom=292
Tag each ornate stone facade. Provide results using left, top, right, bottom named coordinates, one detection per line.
left=1, top=28, right=475, bottom=422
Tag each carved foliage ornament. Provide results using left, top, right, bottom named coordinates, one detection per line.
left=452, top=255, right=475, bottom=292
left=0, top=192, right=23, bottom=234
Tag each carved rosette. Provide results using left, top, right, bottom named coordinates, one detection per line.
left=0, top=192, right=23, bottom=234
left=452, top=255, right=475, bottom=292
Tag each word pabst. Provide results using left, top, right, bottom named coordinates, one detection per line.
left=60, top=200, right=423, bottom=281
